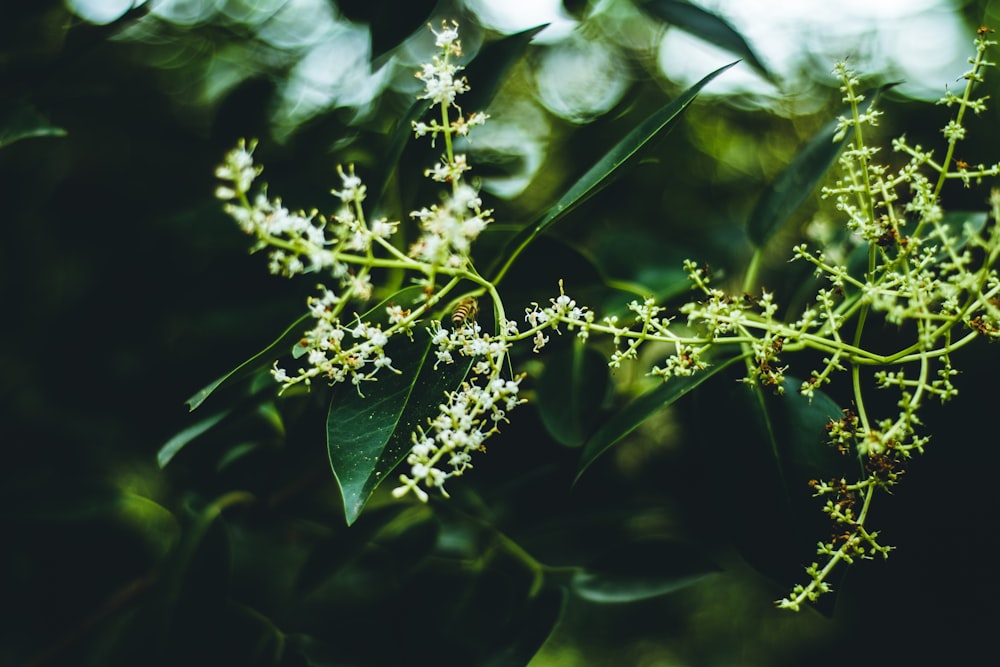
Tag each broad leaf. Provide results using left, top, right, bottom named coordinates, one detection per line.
left=572, top=540, right=720, bottom=603
left=639, top=0, right=774, bottom=81
left=748, top=82, right=900, bottom=248
left=489, top=61, right=738, bottom=283
left=537, top=341, right=612, bottom=447
left=185, top=313, right=311, bottom=410
left=576, top=353, right=744, bottom=481
left=327, top=287, right=472, bottom=525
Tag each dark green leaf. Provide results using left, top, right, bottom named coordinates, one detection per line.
left=157, top=408, right=233, bottom=468
left=696, top=375, right=856, bottom=613
left=489, top=61, right=738, bottom=283
left=537, top=340, right=612, bottom=447
left=327, top=287, right=472, bottom=525
left=462, top=24, right=549, bottom=114
left=343, top=0, right=436, bottom=61
left=572, top=540, right=720, bottom=603
left=747, top=82, right=900, bottom=248
left=480, top=586, right=566, bottom=667
left=639, top=0, right=774, bottom=81
left=576, top=354, right=744, bottom=481
left=0, top=100, right=67, bottom=149
left=185, top=313, right=311, bottom=411
left=747, top=117, right=847, bottom=248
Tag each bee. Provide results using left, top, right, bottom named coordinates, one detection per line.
left=450, top=297, right=479, bottom=328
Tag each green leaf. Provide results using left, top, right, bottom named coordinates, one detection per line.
left=480, top=586, right=566, bottom=667
left=461, top=24, right=548, bottom=115
left=933, top=210, right=989, bottom=259
left=537, top=340, right=611, bottom=447
left=747, top=82, right=900, bottom=248
left=638, top=0, right=774, bottom=82
left=0, top=100, right=67, bottom=149
left=185, top=313, right=311, bottom=411
left=571, top=540, right=720, bottom=603
left=747, top=116, right=848, bottom=248
left=489, top=60, right=738, bottom=283
left=697, top=375, right=855, bottom=612
left=157, top=408, right=233, bottom=468
left=327, top=287, right=472, bottom=525
left=576, top=354, right=744, bottom=481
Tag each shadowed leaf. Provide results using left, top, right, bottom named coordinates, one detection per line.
left=576, top=353, right=744, bottom=481
left=572, top=540, right=720, bottom=603
left=639, top=0, right=774, bottom=81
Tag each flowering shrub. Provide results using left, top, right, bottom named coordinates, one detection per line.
left=179, top=20, right=1000, bottom=616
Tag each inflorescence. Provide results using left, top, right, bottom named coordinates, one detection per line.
left=213, top=23, right=999, bottom=609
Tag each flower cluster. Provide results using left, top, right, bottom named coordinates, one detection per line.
left=211, top=21, right=1000, bottom=611
left=214, top=22, right=527, bottom=501
left=498, top=30, right=1000, bottom=610
left=393, top=373, right=525, bottom=502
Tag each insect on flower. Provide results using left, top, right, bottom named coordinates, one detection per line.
left=450, top=297, right=479, bottom=328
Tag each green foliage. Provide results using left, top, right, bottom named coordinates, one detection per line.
left=8, top=4, right=1000, bottom=666
left=0, top=99, right=66, bottom=148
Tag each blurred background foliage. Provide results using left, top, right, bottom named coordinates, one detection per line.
left=3, top=0, right=1000, bottom=665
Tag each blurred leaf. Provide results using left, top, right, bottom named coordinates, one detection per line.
left=158, top=408, right=233, bottom=469
left=462, top=24, right=548, bottom=114
left=697, top=374, right=855, bottom=613
left=571, top=540, right=720, bottom=603
left=747, top=117, right=848, bottom=248
left=0, top=99, right=66, bottom=148
left=480, top=586, right=566, bottom=667
left=185, top=313, right=311, bottom=411
left=537, top=340, right=612, bottom=447
left=140, top=493, right=247, bottom=661
left=589, top=228, right=695, bottom=312
left=932, top=210, right=989, bottom=259
left=747, top=82, right=900, bottom=248
left=339, top=0, right=437, bottom=60
left=638, top=0, right=774, bottom=81
left=374, top=25, right=544, bottom=208
left=576, top=353, right=744, bottom=481
left=327, top=287, right=472, bottom=525
left=489, top=60, right=738, bottom=282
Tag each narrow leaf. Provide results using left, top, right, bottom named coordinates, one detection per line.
left=0, top=100, right=67, bottom=149
left=572, top=540, right=720, bottom=603
left=489, top=61, right=738, bottom=282
left=639, top=0, right=773, bottom=81
left=157, top=408, right=233, bottom=468
left=185, top=313, right=310, bottom=411
left=747, top=82, right=900, bottom=248
left=576, top=354, right=744, bottom=481
left=747, top=118, right=847, bottom=248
